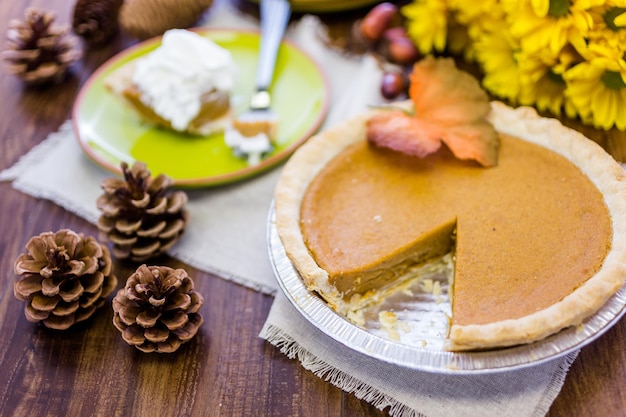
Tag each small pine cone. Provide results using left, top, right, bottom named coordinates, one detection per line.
left=2, top=7, right=82, bottom=86
left=112, top=264, right=204, bottom=353
left=119, top=0, right=213, bottom=40
left=13, top=229, right=118, bottom=330
left=97, top=161, right=189, bottom=262
left=72, top=0, right=124, bottom=46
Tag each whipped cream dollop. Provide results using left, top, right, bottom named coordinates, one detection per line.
left=132, top=29, right=238, bottom=131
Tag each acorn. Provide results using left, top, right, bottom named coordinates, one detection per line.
left=387, top=36, right=420, bottom=65
left=359, top=2, right=398, bottom=42
left=380, top=27, right=420, bottom=65
left=380, top=70, right=409, bottom=100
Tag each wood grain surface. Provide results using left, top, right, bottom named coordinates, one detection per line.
left=0, top=1, right=624, bottom=416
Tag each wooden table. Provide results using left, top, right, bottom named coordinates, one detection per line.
left=1, top=1, right=624, bottom=416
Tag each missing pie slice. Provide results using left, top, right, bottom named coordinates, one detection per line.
left=274, top=101, right=626, bottom=351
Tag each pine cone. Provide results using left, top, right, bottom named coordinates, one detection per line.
left=112, top=264, right=204, bottom=353
left=119, top=0, right=213, bottom=40
left=13, top=229, right=118, bottom=330
left=73, top=0, right=124, bottom=46
left=2, top=7, right=82, bottom=86
left=97, top=161, right=189, bottom=262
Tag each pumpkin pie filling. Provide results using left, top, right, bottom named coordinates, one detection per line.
left=301, top=133, right=611, bottom=325
left=275, top=102, right=626, bottom=351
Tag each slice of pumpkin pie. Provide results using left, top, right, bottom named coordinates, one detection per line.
left=274, top=58, right=626, bottom=351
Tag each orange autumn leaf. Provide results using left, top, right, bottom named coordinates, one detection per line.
left=367, top=110, right=442, bottom=157
left=367, top=56, right=499, bottom=166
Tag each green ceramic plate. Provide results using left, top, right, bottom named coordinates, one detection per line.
left=72, top=28, right=330, bottom=187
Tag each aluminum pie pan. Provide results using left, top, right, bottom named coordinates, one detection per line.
left=267, top=205, right=626, bottom=374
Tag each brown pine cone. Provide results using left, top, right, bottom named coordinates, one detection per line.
left=97, top=161, right=189, bottom=262
left=112, top=264, right=204, bottom=353
left=119, top=0, right=214, bottom=40
left=13, top=229, right=118, bottom=330
left=2, top=7, right=82, bottom=86
left=73, top=0, right=124, bottom=46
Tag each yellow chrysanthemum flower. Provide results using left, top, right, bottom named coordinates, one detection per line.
left=448, top=0, right=507, bottom=60
left=531, top=0, right=550, bottom=16
left=500, top=0, right=550, bottom=17
left=581, top=44, right=626, bottom=77
left=564, top=61, right=626, bottom=130
left=473, top=25, right=523, bottom=103
left=575, top=23, right=626, bottom=74
left=402, top=0, right=449, bottom=54
left=400, top=0, right=626, bottom=129
left=449, top=0, right=505, bottom=25
left=503, top=0, right=600, bottom=56
left=516, top=46, right=580, bottom=116
left=522, top=71, right=578, bottom=117
left=586, top=2, right=626, bottom=51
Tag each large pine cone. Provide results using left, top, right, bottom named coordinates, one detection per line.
left=112, top=264, right=204, bottom=353
left=97, top=161, right=189, bottom=262
left=2, top=7, right=82, bottom=85
left=73, top=0, right=124, bottom=46
left=13, top=229, right=118, bottom=330
left=119, top=0, right=213, bottom=39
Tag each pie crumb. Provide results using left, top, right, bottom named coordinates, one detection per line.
left=379, top=310, right=401, bottom=341
left=420, top=278, right=434, bottom=293
left=432, top=280, right=442, bottom=297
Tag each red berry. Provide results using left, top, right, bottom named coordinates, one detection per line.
left=359, top=3, right=398, bottom=42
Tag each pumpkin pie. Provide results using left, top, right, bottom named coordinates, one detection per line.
left=274, top=101, right=626, bottom=351
left=105, top=29, right=237, bottom=136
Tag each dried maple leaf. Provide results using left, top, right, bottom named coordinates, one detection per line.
left=367, top=111, right=441, bottom=157
left=367, top=56, right=499, bottom=166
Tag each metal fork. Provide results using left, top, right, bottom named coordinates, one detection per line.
left=248, top=0, right=291, bottom=116
left=225, top=0, right=291, bottom=164
left=232, top=0, right=291, bottom=136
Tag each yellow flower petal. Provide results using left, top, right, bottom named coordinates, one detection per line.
left=615, top=12, right=626, bottom=27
